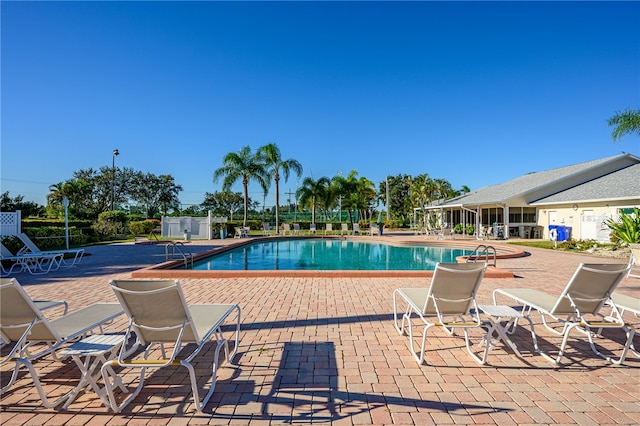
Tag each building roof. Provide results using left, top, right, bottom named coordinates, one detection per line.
left=531, top=163, right=640, bottom=205
left=438, top=153, right=640, bottom=208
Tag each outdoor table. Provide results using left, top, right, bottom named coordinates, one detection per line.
left=59, top=333, right=127, bottom=409
left=478, top=304, right=539, bottom=359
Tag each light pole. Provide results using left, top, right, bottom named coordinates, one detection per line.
left=62, top=197, right=70, bottom=250
left=337, top=170, right=342, bottom=222
left=111, top=148, right=119, bottom=210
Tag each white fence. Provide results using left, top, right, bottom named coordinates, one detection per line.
left=1, top=210, right=226, bottom=241
left=0, top=210, right=21, bottom=236
left=160, top=212, right=227, bottom=240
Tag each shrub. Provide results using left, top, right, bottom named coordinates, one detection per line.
left=129, top=220, right=158, bottom=235
left=454, top=224, right=464, bottom=234
left=604, top=207, right=640, bottom=245
left=466, top=225, right=475, bottom=235
left=92, top=211, right=127, bottom=238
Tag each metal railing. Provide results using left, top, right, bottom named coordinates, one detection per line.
left=466, top=244, right=496, bottom=267
left=164, top=242, right=193, bottom=269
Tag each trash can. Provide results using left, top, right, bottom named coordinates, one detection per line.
left=549, top=225, right=559, bottom=241
left=553, top=225, right=571, bottom=242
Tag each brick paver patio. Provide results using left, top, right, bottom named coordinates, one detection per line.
left=1, top=236, right=638, bottom=425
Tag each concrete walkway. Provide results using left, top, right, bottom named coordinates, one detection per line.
left=1, top=237, right=639, bottom=425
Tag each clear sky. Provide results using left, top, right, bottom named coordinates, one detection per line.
left=2, top=1, right=639, bottom=210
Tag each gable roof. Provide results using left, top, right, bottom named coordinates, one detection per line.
left=440, top=153, right=640, bottom=207
left=531, top=163, right=640, bottom=205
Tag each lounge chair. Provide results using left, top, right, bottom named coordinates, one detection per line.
left=324, top=223, right=333, bottom=236
left=16, top=232, right=84, bottom=266
left=0, top=278, right=123, bottom=408
left=293, top=223, right=301, bottom=235
left=281, top=223, right=291, bottom=235
left=393, top=262, right=487, bottom=365
left=608, top=293, right=640, bottom=357
left=340, top=223, right=349, bottom=235
left=353, top=223, right=361, bottom=235
left=1, top=243, right=63, bottom=275
left=628, top=246, right=640, bottom=278
left=102, top=279, right=241, bottom=412
left=262, top=223, right=272, bottom=236
left=309, top=223, right=317, bottom=235
left=493, top=263, right=634, bottom=365
left=369, top=223, right=380, bottom=236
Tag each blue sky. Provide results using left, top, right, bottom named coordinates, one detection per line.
left=2, top=1, right=639, bottom=209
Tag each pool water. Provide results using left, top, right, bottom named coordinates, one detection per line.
left=189, top=239, right=473, bottom=271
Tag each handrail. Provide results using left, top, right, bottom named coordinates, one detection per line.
left=165, top=242, right=194, bottom=269
left=466, top=244, right=496, bottom=267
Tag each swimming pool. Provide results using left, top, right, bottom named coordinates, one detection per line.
left=132, top=237, right=522, bottom=278
left=190, top=239, right=471, bottom=271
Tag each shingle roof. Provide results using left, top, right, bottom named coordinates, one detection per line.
left=440, top=153, right=639, bottom=207
left=531, top=163, right=640, bottom=205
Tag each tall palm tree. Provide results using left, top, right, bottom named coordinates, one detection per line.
left=257, top=143, right=303, bottom=230
left=213, top=146, right=268, bottom=227
left=608, top=108, right=640, bottom=140
left=297, top=176, right=330, bottom=224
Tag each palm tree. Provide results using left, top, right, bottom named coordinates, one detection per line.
left=257, top=143, right=303, bottom=230
left=608, top=108, right=640, bottom=140
left=297, top=176, right=330, bottom=224
left=213, top=146, right=268, bottom=227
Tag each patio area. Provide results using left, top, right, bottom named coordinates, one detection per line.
left=1, top=236, right=639, bottom=425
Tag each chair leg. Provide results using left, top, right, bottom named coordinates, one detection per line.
left=583, top=325, right=635, bottom=365
left=11, top=358, right=72, bottom=408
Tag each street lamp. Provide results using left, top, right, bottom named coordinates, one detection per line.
left=337, top=170, right=342, bottom=222
left=111, top=148, right=119, bottom=210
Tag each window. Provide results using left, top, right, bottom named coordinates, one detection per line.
left=522, top=207, right=536, bottom=223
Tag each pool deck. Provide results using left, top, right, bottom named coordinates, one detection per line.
left=1, top=233, right=639, bottom=425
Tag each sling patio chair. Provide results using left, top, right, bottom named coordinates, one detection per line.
left=607, top=293, right=640, bottom=357
left=0, top=278, right=123, bottom=408
left=16, top=232, right=84, bottom=266
left=102, top=279, right=241, bottom=413
left=493, top=263, right=634, bottom=366
left=1, top=242, right=64, bottom=275
left=393, top=262, right=487, bottom=365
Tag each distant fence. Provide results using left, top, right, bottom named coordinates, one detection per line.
left=160, top=212, right=227, bottom=240
left=0, top=210, right=21, bottom=236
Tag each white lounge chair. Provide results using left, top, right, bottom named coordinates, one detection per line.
left=102, top=279, right=241, bottom=412
left=353, top=223, right=361, bottom=235
left=393, top=262, right=487, bottom=365
left=369, top=223, right=380, bottom=236
left=16, top=233, right=84, bottom=266
left=281, top=223, right=291, bottom=235
left=340, top=223, right=349, bottom=235
left=309, top=223, right=317, bottom=235
left=0, top=278, right=123, bottom=408
left=262, top=223, right=272, bottom=236
left=293, top=224, right=301, bottom=235
left=324, top=223, right=333, bottom=236
left=494, top=263, right=634, bottom=365
left=608, top=293, right=640, bottom=357
left=1, top=243, right=63, bottom=275
left=628, top=246, right=640, bottom=278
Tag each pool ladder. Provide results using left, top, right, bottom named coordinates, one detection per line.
left=165, top=242, right=194, bottom=269
left=466, top=244, right=497, bottom=267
